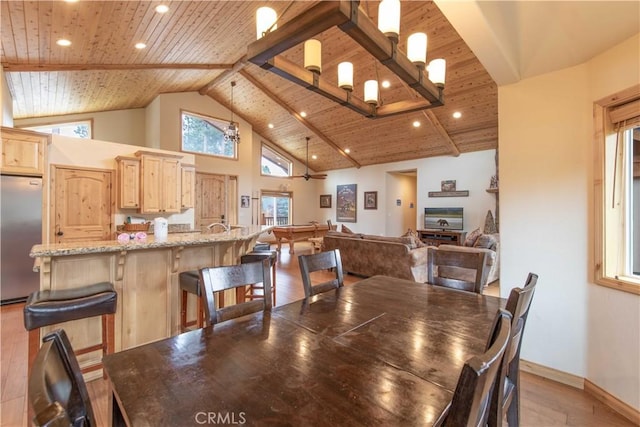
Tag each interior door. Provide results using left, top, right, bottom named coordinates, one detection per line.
left=195, top=172, right=226, bottom=229
left=53, top=166, right=113, bottom=243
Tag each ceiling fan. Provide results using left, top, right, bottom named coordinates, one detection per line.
left=292, top=137, right=327, bottom=181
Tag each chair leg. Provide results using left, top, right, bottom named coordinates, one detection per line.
left=506, top=387, right=519, bottom=426
left=180, top=290, right=188, bottom=331
left=27, top=329, right=40, bottom=385
left=196, top=296, right=204, bottom=328
left=272, top=266, right=276, bottom=305
left=102, top=313, right=115, bottom=379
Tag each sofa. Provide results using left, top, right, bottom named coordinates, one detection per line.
left=322, top=231, right=431, bottom=282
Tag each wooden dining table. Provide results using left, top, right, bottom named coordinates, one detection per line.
left=103, top=275, right=504, bottom=426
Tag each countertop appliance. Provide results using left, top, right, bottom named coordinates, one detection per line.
left=1, top=175, right=42, bottom=305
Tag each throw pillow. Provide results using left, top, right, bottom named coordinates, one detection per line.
left=401, top=228, right=426, bottom=248
left=473, top=234, right=497, bottom=250
left=464, top=228, right=482, bottom=247
left=341, top=224, right=354, bottom=234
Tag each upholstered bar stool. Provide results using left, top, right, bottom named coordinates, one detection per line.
left=253, top=242, right=271, bottom=251
left=240, top=251, right=277, bottom=305
left=178, top=270, right=205, bottom=332
left=23, top=282, right=117, bottom=380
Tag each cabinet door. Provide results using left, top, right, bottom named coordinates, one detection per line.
left=181, top=165, right=196, bottom=209
left=139, top=156, right=163, bottom=213
left=1, top=128, right=47, bottom=176
left=116, top=157, right=140, bottom=209
left=161, top=158, right=181, bottom=213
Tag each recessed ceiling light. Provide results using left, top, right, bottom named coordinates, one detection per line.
left=268, top=123, right=274, bottom=129
left=412, top=121, right=421, bottom=128
left=311, top=154, right=317, bottom=160
left=452, top=111, right=462, bottom=119
left=56, top=39, right=71, bottom=47
left=344, top=148, right=351, bottom=154
left=300, top=111, right=307, bottom=118
left=135, top=42, right=147, bottom=49
left=155, top=4, right=169, bottom=13
left=64, top=0, right=78, bottom=3
left=381, top=80, right=391, bottom=89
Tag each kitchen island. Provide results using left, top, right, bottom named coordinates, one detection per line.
left=30, top=225, right=272, bottom=376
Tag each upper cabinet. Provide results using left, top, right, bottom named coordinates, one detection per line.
left=1, top=127, right=49, bottom=176
left=136, top=151, right=182, bottom=214
left=116, top=156, right=141, bottom=209
left=181, top=164, right=196, bottom=210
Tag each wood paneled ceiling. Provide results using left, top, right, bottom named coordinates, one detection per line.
left=1, top=1, right=497, bottom=172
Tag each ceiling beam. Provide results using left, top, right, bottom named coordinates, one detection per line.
left=1, top=63, right=232, bottom=72
left=198, top=55, right=248, bottom=96
left=239, top=69, right=361, bottom=169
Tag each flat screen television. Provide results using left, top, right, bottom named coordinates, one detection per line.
left=424, top=207, right=464, bottom=231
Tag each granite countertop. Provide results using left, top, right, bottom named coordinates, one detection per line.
left=30, top=225, right=273, bottom=257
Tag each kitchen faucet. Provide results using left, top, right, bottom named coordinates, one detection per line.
left=207, top=222, right=230, bottom=232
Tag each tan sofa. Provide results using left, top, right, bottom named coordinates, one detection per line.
left=322, top=231, right=430, bottom=282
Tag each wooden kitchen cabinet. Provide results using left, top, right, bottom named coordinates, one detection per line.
left=181, top=163, right=196, bottom=209
left=136, top=151, right=182, bottom=214
left=1, top=127, right=49, bottom=176
left=116, top=156, right=140, bottom=209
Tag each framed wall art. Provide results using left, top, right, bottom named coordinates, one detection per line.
left=364, top=191, right=377, bottom=210
left=336, top=184, right=357, bottom=222
left=320, top=194, right=332, bottom=208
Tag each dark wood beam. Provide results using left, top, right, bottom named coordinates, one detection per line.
left=1, top=63, right=232, bottom=72
left=239, top=69, right=361, bottom=169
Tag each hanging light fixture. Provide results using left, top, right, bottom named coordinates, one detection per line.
left=256, top=7, right=277, bottom=39
left=224, top=81, right=240, bottom=144
left=247, top=1, right=446, bottom=118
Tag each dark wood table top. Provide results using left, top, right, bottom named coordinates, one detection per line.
left=103, top=275, right=504, bottom=426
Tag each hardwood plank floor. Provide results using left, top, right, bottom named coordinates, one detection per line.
left=0, top=242, right=634, bottom=426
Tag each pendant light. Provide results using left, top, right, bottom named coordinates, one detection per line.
left=224, top=81, right=240, bottom=144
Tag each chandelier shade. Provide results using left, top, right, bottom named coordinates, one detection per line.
left=407, top=32, right=427, bottom=67
left=364, top=80, right=378, bottom=105
left=378, top=0, right=401, bottom=41
left=256, top=7, right=277, bottom=39
left=247, top=0, right=445, bottom=119
left=428, top=59, right=446, bottom=88
left=304, top=39, right=322, bottom=74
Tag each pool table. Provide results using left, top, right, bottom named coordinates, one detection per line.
left=272, top=223, right=334, bottom=254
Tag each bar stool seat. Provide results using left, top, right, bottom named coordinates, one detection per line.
left=24, top=282, right=117, bottom=380
left=240, top=251, right=277, bottom=305
left=253, top=242, right=271, bottom=251
left=179, top=270, right=204, bottom=331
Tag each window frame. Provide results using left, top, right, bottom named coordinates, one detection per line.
left=260, top=143, right=292, bottom=178
left=593, top=85, right=640, bottom=295
left=20, top=119, right=93, bottom=139
left=180, top=109, right=238, bottom=160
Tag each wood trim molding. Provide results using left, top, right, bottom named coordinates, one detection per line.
left=584, top=379, right=640, bottom=425
left=2, top=63, right=233, bottom=72
left=519, top=359, right=585, bottom=389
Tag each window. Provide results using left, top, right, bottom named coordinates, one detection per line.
left=261, top=143, right=292, bottom=177
left=181, top=111, right=237, bottom=159
left=260, top=191, right=292, bottom=226
left=594, top=87, right=640, bottom=294
left=22, top=120, right=92, bottom=138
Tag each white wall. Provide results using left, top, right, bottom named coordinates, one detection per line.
left=16, top=109, right=146, bottom=147
left=318, top=150, right=496, bottom=236
left=0, top=67, right=13, bottom=127
left=500, top=33, right=639, bottom=409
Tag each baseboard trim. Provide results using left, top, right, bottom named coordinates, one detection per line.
left=520, top=359, right=584, bottom=389
left=584, top=379, right=640, bottom=425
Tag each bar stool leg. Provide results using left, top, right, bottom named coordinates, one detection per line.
left=180, top=290, right=188, bottom=332
left=102, top=313, right=115, bottom=379
left=27, top=329, right=40, bottom=382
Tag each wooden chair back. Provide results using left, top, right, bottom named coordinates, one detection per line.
left=435, top=309, right=512, bottom=427
left=28, top=329, right=96, bottom=427
left=199, top=259, right=272, bottom=325
left=298, top=249, right=344, bottom=298
left=427, top=247, right=488, bottom=294
left=489, top=272, right=539, bottom=427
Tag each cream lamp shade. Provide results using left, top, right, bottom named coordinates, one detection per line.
left=407, top=32, right=427, bottom=67
left=338, top=62, right=353, bottom=91
left=304, top=39, right=322, bottom=74
left=378, top=0, right=401, bottom=40
left=428, top=59, right=446, bottom=88
left=256, top=7, right=277, bottom=39
left=364, top=80, right=378, bottom=105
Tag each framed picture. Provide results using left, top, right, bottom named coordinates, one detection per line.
left=240, top=195, right=250, bottom=208
left=320, top=194, right=332, bottom=208
left=364, top=191, right=377, bottom=210
left=441, top=180, right=456, bottom=192
left=336, top=184, right=357, bottom=223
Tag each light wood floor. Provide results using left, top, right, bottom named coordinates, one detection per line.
left=1, top=242, right=635, bottom=426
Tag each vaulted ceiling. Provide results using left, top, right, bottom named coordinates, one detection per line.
left=2, top=1, right=638, bottom=172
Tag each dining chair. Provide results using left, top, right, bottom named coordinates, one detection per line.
left=199, top=259, right=272, bottom=325
left=427, top=247, right=488, bottom=294
left=489, top=272, right=539, bottom=427
left=434, top=309, right=512, bottom=427
left=298, top=249, right=344, bottom=298
left=28, top=329, right=96, bottom=427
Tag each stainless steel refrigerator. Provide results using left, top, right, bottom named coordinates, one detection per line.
left=1, top=174, right=42, bottom=304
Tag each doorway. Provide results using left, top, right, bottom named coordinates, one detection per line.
left=385, top=170, right=417, bottom=236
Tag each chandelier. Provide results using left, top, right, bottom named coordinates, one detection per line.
left=224, top=81, right=240, bottom=144
left=248, top=0, right=445, bottom=119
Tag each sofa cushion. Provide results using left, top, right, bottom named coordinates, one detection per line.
left=341, top=224, right=355, bottom=234
left=474, top=234, right=498, bottom=251
left=401, top=229, right=426, bottom=248
left=361, top=234, right=415, bottom=248
left=464, top=228, right=482, bottom=247
left=326, top=230, right=362, bottom=239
